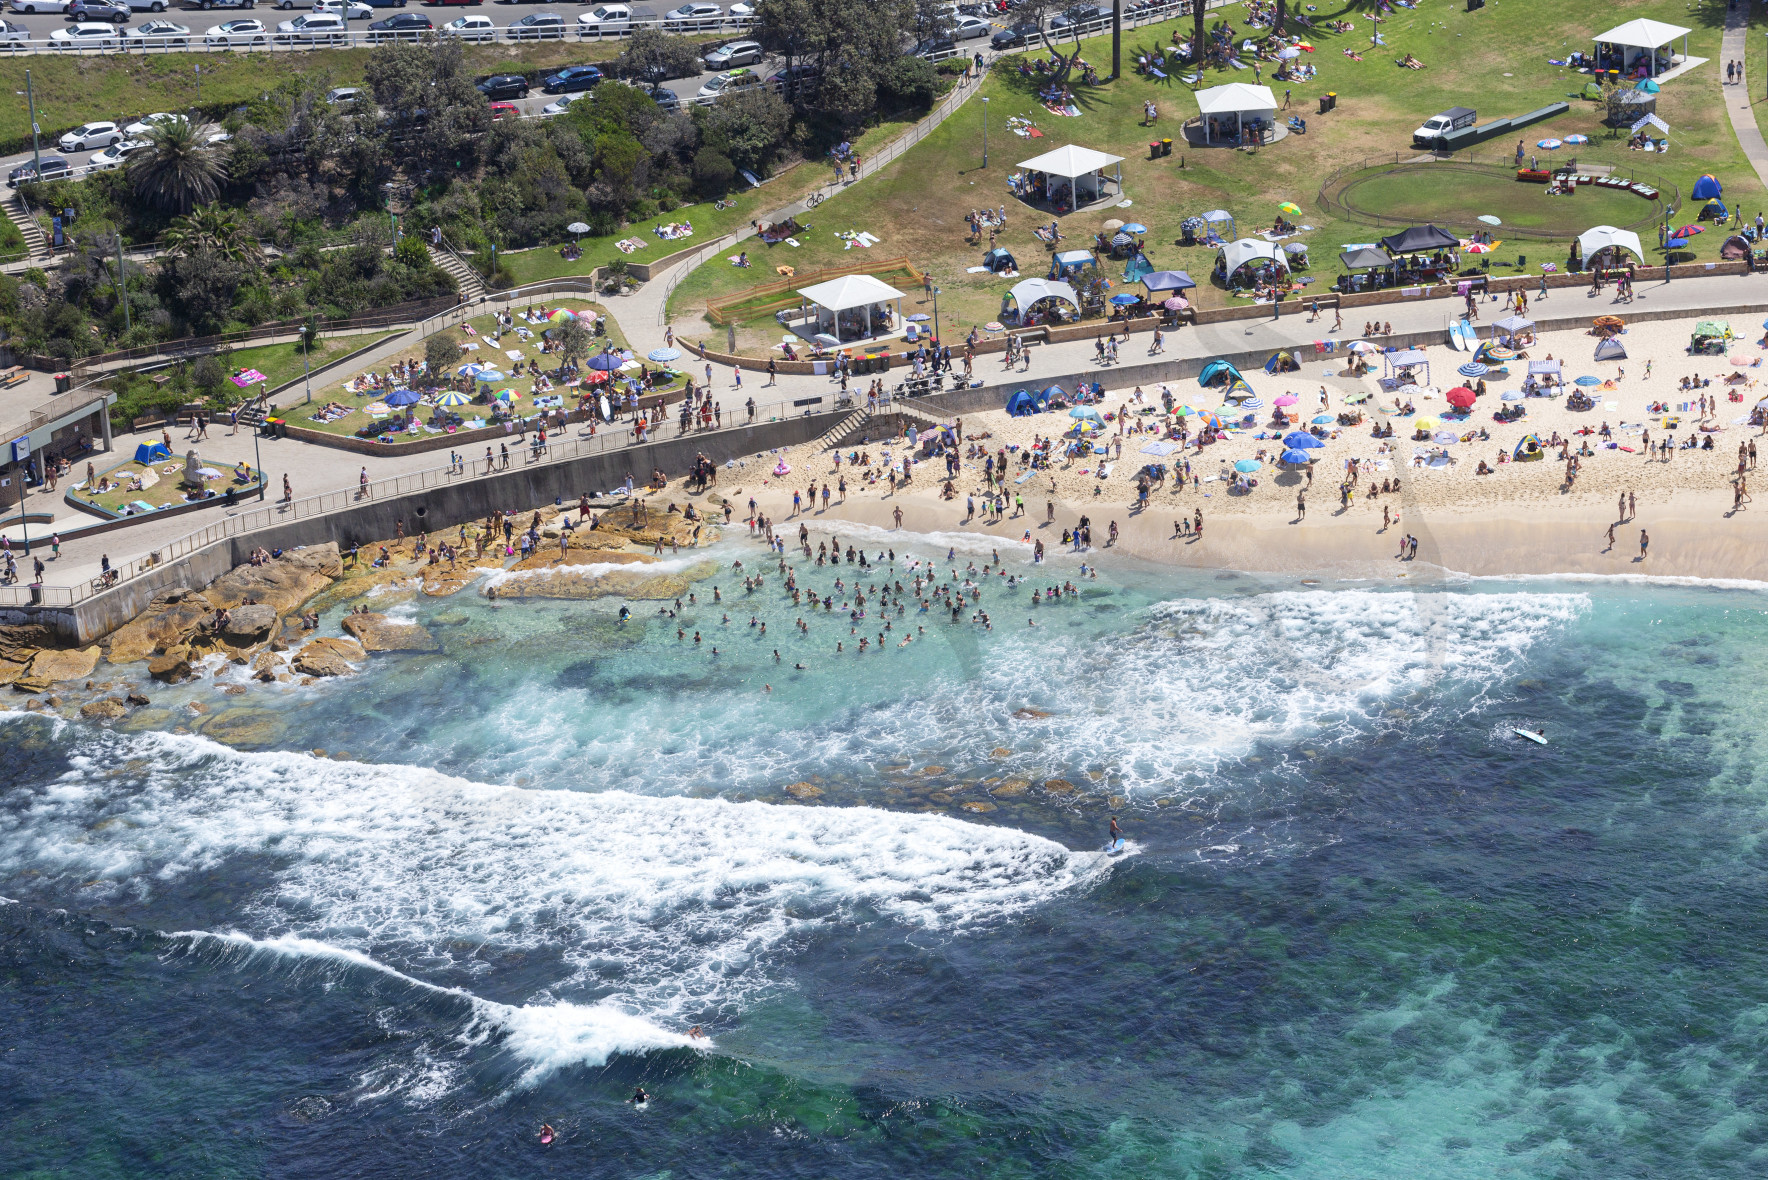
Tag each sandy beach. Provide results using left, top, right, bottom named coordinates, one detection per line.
left=707, top=310, right=1768, bottom=583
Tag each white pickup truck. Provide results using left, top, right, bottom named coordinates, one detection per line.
left=1412, top=107, right=1476, bottom=148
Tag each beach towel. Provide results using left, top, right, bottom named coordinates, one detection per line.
left=1015, top=470, right=1036, bottom=484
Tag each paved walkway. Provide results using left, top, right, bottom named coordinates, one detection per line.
left=1722, top=4, right=1768, bottom=192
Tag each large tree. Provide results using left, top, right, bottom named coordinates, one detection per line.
left=364, top=34, right=490, bottom=173
left=754, top=0, right=917, bottom=132
left=162, top=207, right=257, bottom=266
left=128, top=120, right=227, bottom=214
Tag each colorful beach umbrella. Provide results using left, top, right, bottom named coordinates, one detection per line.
left=1564, top=134, right=1589, bottom=145
left=1457, top=362, right=1489, bottom=377
left=435, top=390, right=473, bottom=406
left=1278, top=202, right=1302, bottom=216
left=548, top=309, right=576, bottom=323
left=1537, top=138, right=1562, bottom=149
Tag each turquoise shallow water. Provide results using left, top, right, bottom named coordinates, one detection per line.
left=5, top=532, right=1768, bottom=1178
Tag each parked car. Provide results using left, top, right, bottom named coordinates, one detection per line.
left=438, top=10, right=491, bottom=36
left=122, top=17, right=191, bottom=40
left=726, top=0, right=752, bottom=14
left=312, top=0, right=376, bottom=16
left=7, top=155, right=70, bottom=187
left=59, top=120, right=121, bottom=151
left=990, top=18, right=1038, bottom=47
left=357, top=0, right=406, bottom=6
left=324, top=85, right=362, bottom=103
left=488, top=101, right=520, bottom=120
left=542, top=64, right=602, bottom=93
left=274, top=10, right=346, bottom=38
left=506, top=9, right=561, bottom=37
left=913, top=35, right=954, bottom=59
left=541, top=91, right=580, bottom=114
left=1048, top=3, right=1108, bottom=29
left=696, top=66, right=761, bottom=100
left=7, top=0, right=71, bottom=12
left=123, top=112, right=186, bottom=136
left=476, top=72, right=529, bottom=99
left=951, top=13, right=987, bottom=38
left=188, top=0, right=256, bottom=8
left=645, top=83, right=680, bottom=111
left=0, top=17, right=31, bottom=38
left=204, top=16, right=266, bottom=41
left=702, top=38, right=760, bottom=69
left=661, top=1, right=719, bottom=29
left=766, top=60, right=817, bottom=95
left=427, top=0, right=480, bottom=6
left=366, top=9, right=429, bottom=36
left=574, top=1, right=627, bottom=32
left=88, top=138, right=147, bottom=169
left=51, top=23, right=126, bottom=47
left=69, top=0, right=131, bottom=21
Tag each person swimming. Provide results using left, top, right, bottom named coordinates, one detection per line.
left=629, top=1086, right=649, bottom=1105
left=539, top=1124, right=555, bottom=1145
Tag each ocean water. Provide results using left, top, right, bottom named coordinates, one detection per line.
left=5, top=531, right=1768, bottom=1178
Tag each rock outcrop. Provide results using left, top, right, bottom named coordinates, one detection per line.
left=340, top=612, right=439, bottom=653
left=488, top=560, right=717, bottom=602
left=104, top=588, right=214, bottom=664
left=13, top=646, right=101, bottom=692
left=206, top=543, right=342, bottom=615
left=148, top=655, right=192, bottom=683
left=291, top=636, right=365, bottom=677
left=80, top=698, right=128, bottom=720
left=218, top=604, right=278, bottom=648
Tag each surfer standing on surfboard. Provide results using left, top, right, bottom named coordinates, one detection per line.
left=1109, top=816, right=1122, bottom=844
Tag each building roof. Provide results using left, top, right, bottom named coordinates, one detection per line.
left=1195, top=82, right=1278, bottom=115
left=1015, top=144, right=1125, bottom=178
left=795, top=273, right=907, bottom=312
left=1594, top=18, right=1689, bottom=48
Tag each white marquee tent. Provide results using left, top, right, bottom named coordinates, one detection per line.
left=1217, top=238, right=1289, bottom=285
left=1016, top=144, right=1126, bottom=206
left=1195, top=82, right=1278, bottom=144
left=1577, top=225, right=1644, bottom=264
left=795, top=273, right=907, bottom=343
left=1593, top=18, right=1690, bottom=77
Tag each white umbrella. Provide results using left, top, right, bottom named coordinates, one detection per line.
left=1277, top=46, right=1300, bottom=59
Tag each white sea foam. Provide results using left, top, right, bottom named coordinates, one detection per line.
left=0, top=726, right=1112, bottom=1029
left=1465, top=571, right=1768, bottom=594
left=482, top=553, right=707, bottom=591
left=797, top=519, right=1034, bottom=559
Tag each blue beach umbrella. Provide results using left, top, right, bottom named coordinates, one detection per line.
left=1281, top=449, right=1314, bottom=464
left=1665, top=237, right=1689, bottom=248
left=384, top=388, right=422, bottom=407
left=1121, top=223, right=1149, bottom=233
left=1311, top=414, right=1335, bottom=425
left=1109, top=293, right=1140, bottom=305
left=1069, top=405, right=1102, bottom=419
left=1234, top=459, right=1260, bottom=472
left=1284, top=432, right=1323, bottom=449
left=1574, top=375, right=1602, bottom=386
left=647, top=347, right=681, bottom=362
left=1457, top=362, right=1489, bottom=377
left=587, top=353, right=622, bottom=371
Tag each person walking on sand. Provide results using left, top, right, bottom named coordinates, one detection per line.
left=1296, top=490, right=1306, bottom=521
left=1629, top=490, right=1636, bottom=520
left=1605, top=521, right=1616, bottom=551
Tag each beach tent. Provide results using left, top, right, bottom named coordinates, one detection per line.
left=795, top=273, right=907, bottom=343
left=1015, top=143, right=1126, bottom=207
left=1635, top=77, right=1661, bottom=94
left=1217, top=238, right=1289, bottom=287
left=1198, top=359, right=1245, bottom=387
left=1722, top=234, right=1752, bottom=260
left=1340, top=246, right=1393, bottom=271
left=1142, top=269, right=1197, bottom=292
left=1264, top=350, right=1299, bottom=373
left=1577, top=225, right=1644, bottom=265
left=1692, top=174, right=1723, bottom=201
left=1594, top=337, right=1628, bottom=361
left=1528, top=359, right=1562, bottom=375
left=1632, top=113, right=1670, bottom=136
left=1195, top=82, right=1278, bottom=145
left=1579, top=80, right=1604, bottom=101
left=1201, top=209, right=1237, bottom=240
left=1224, top=377, right=1257, bottom=401
left=983, top=246, right=1018, bottom=273
left=133, top=442, right=172, bottom=465
left=1008, top=277, right=1080, bottom=317
left=1383, top=347, right=1431, bottom=385
left=1379, top=225, right=1458, bottom=254
left=1593, top=18, right=1690, bottom=79
left=1049, top=249, right=1099, bottom=279
left=1513, top=433, right=1546, bottom=461
left=1005, top=389, right=1042, bottom=416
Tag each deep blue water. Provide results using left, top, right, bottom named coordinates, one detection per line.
left=5, top=531, right=1768, bottom=1178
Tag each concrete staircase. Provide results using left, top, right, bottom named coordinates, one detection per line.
left=4, top=193, right=50, bottom=262
left=819, top=407, right=872, bottom=451
left=429, top=243, right=487, bottom=302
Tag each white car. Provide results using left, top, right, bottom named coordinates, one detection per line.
left=311, top=0, right=372, bottom=16
left=274, top=10, right=344, bottom=38
left=0, top=17, right=28, bottom=38
left=88, top=138, right=147, bottom=169
left=727, top=0, right=752, bottom=14
left=59, top=120, right=121, bottom=151
left=541, top=92, right=580, bottom=115
left=51, top=21, right=124, bottom=46
left=439, top=11, right=491, bottom=38
left=123, top=111, right=186, bottom=137
left=952, top=14, right=988, bottom=38
left=324, top=85, right=361, bottom=104
left=662, top=2, right=721, bottom=30
left=9, top=0, right=71, bottom=12
left=574, top=3, right=628, bottom=34
left=205, top=17, right=265, bottom=42
left=696, top=67, right=761, bottom=100
left=122, top=0, right=173, bottom=9
left=123, top=18, right=191, bottom=41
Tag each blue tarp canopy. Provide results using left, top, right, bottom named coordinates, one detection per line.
left=1142, top=270, right=1197, bottom=292
left=1198, top=359, right=1244, bottom=387
left=133, top=442, right=171, bottom=465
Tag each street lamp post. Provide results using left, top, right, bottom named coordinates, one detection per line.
left=981, top=96, right=989, bottom=168
left=25, top=69, right=39, bottom=178
left=932, top=285, right=942, bottom=350
left=301, top=321, right=312, bottom=405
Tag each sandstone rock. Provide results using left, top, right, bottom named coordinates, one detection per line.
left=782, top=781, right=823, bottom=799
left=250, top=649, right=285, bottom=679
left=340, top=612, right=439, bottom=653
left=148, top=655, right=192, bottom=684
left=0, top=623, right=55, bottom=662
left=222, top=684, right=246, bottom=696
left=291, top=636, right=365, bottom=678
left=991, top=781, right=1030, bottom=798
left=487, top=560, right=716, bottom=602
left=185, top=700, right=207, bottom=715
left=921, top=765, right=946, bottom=776
left=0, top=659, right=26, bottom=686
left=80, top=698, right=127, bottom=720
left=1013, top=707, right=1052, bottom=720
left=218, top=604, right=278, bottom=648
left=25, top=646, right=101, bottom=684
left=197, top=706, right=285, bottom=747
left=125, top=692, right=150, bottom=707
left=104, top=589, right=214, bottom=664
left=927, top=791, right=955, bottom=804
left=959, top=801, right=997, bottom=813
left=991, top=747, right=1012, bottom=758
left=1043, top=779, right=1076, bottom=795
left=206, top=543, right=341, bottom=615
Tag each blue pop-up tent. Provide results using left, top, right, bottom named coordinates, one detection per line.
left=1198, top=359, right=1244, bottom=387
left=1692, top=174, right=1723, bottom=201
left=133, top=442, right=171, bottom=465
left=1005, top=389, right=1041, bottom=416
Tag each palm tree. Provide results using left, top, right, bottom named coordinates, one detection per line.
left=162, top=206, right=255, bottom=265
left=128, top=120, right=226, bottom=214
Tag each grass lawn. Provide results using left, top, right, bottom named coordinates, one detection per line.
left=72, top=454, right=260, bottom=517
left=498, top=106, right=933, bottom=287
left=280, top=299, right=671, bottom=443
left=1334, top=161, right=1669, bottom=233
left=224, top=331, right=400, bottom=394
left=665, top=0, right=1753, bottom=351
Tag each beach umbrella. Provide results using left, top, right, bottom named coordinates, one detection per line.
left=1281, top=448, right=1314, bottom=464
left=1112, top=232, right=1135, bottom=247
left=985, top=321, right=1004, bottom=332
left=1564, top=134, right=1589, bottom=145
left=647, top=347, right=681, bottom=362
left=1277, top=46, right=1300, bottom=59
left=1347, top=341, right=1378, bottom=354
left=1311, top=414, right=1334, bottom=425
left=1434, top=431, right=1459, bottom=444
left=1234, top=459, right=1260, bottom=472
left=1397, top=383, right=1423, bottom=396
left=1284, top=431, right=1322, bottom=449
left=1574, top=375, right=1601, bottom=386
left=435, top=390, right=473, bottom=406
left=1457, top=362, right=1489, bottom=377
left=907, top=313, right=931, bottom=322
left=385, top=388, right=422, bottom=407
left=1665, top=237, right=1689, bottom=249
left=1478, top=214, right=1502, bottom=226
left=587, top=353, right=622, bottom=370
left=1415, top=415, right=1439, bottom=430
left=1174, top=404, right=1198, bottom=416
left=1102, top=218, right=1125, bottom=231
left=813, top=333, right=841, bottom=346
left=1109, top=293, right=1140, bottom=305
left=1446, top=386, right=1476, bottom=408
left=1537, top=138, right=1562, bottom=149
left=1677, top=224, right=1704, bottom=236
left=1484, top=345, right=1516, bottom=360
left=1121, top=223, right=1148, bottom=233
left=1069, top=405, right=1102, bottom=419
left=1162, top=297, right=1189, bottom=310
left=1465, top=243, right=1492, bottom=254
left=1241, top=398, right=1263, bottom=409
left=1274, top=393, right=1299, bottom=406
left=1278, top=201, right=1302, bottom=216
left=1501, top=389, right=1522, bottom=401
left=548, top=309, right=576, bottom=323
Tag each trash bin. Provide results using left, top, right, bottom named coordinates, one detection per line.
left=1319, top=95, right=1331, bottom=114
left=1327, top=92, right=1337, bottom=110
left=1149, top=141, right=1161, bottom=159
left=28, top=583, right=41, bottom=605
left=1161, top=138, right=1172, bottom=156
left=53, top=372, right=71, bottom=394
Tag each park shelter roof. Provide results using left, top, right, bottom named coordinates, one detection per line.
left=1008, top=278, right=1080, bottom=310
left=1195, top=82, right=1277, bottom=115
left=1340, top=247, right=1393, bottom=269
left=1218, top=238, right=1288, bottom=276
left=1594, top=18, right=1689, bottom=49
left=1015, top=144, right=1125, bottom=178
left=1578, top=225, right=1644, bottom=260
left=796, top=273, right=906, bottom=312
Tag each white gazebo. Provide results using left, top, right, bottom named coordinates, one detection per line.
left=1594, top=18, right=1689, bottom=78
left=1577, top=225, right=1644, bottom=266
left=1216, top=238, right=1289, bottom=288
left=795, top=273, right=907, bottom=343
left=1195, top=82, right=1278, bottom=144
left=1014, top=144, right=1126, bottom=210
left=1006, top=277, right=1080, bottom=323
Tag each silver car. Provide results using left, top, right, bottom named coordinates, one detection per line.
left=703, top=38, right=760, bottom=69
left=124, top=18, right=191, bottom=42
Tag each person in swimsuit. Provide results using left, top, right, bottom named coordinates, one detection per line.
left=539, top=1124, right=555, bottom=1145
left=629, top=1087, right=649, bottom=1105
left=1109, top=816, right=1122, bottom=843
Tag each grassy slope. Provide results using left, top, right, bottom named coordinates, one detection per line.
left=664, top=0, right=1752, bottom=347
left=222, top=330, right=398, bottom=392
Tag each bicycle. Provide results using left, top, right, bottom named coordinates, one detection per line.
left=805, top=190, right=826, bottom=208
